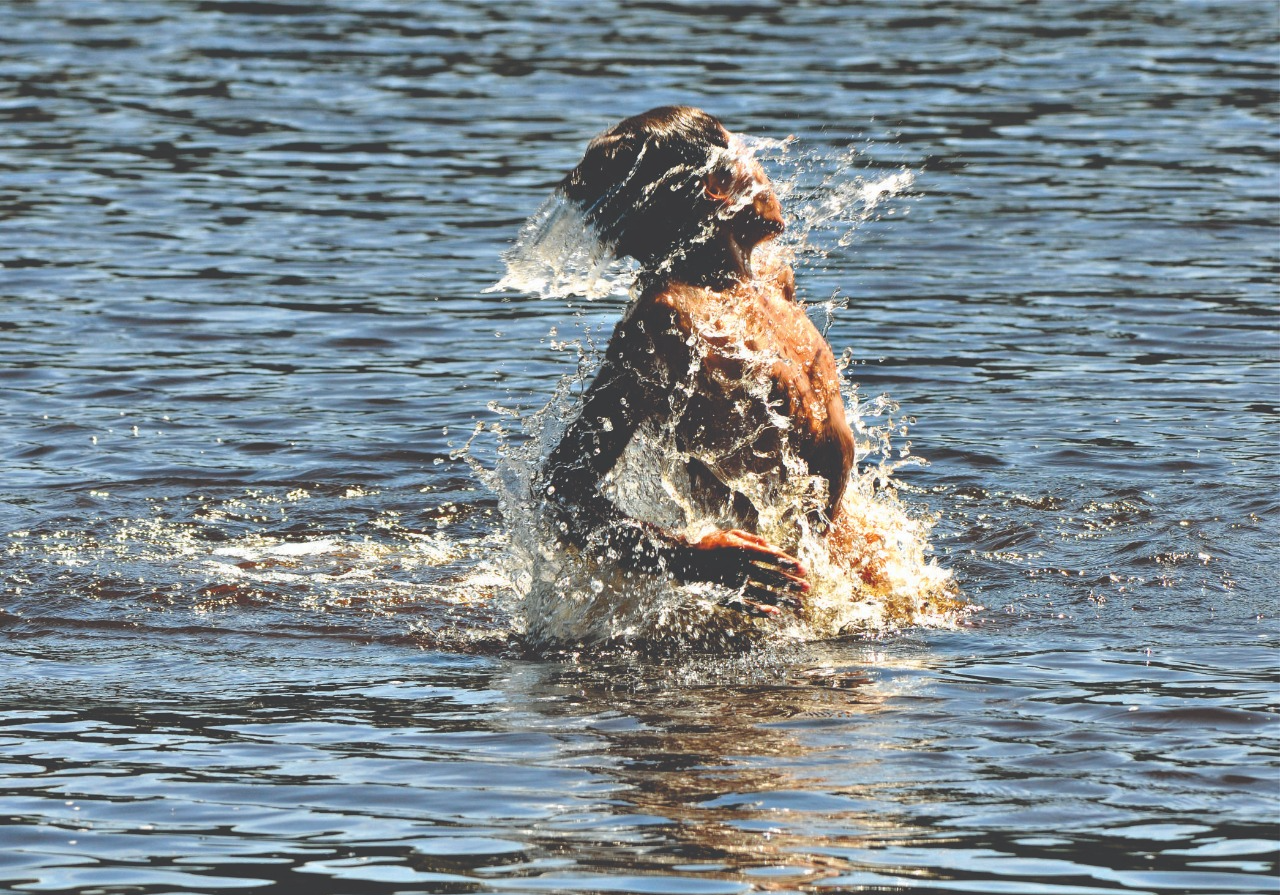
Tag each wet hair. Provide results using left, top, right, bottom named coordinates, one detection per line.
left=560, top=106, right=733, bottom=267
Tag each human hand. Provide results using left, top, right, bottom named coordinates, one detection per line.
left=670, top=529, right=809, bottom=616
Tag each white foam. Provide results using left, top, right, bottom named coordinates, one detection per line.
left=485, top=193, right=634, bottom=299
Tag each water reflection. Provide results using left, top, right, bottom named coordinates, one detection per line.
left=1, top=634, right=1275, bottom=892
left=491, top=642, right=1279, bottom=892
left=470, top=650, right=911, bottom=889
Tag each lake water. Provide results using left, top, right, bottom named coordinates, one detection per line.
left=2, top=1, right=1277, bottom=892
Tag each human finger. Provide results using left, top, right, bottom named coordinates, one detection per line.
left=742, top=584, right=802, bottom=612
left=721, top=594, right=782, bottom=618
left=721, top=529, right=771, bottom=549
left=698, top=530, right=807, bottom=575
left=745, top=560, right=809, bottom=594
left=741, top=543, right=807, bottom=576
left=716, top=530, right=804, bottom=569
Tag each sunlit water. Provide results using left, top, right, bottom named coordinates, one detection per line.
left=1, top=1, right=1277, bottom=893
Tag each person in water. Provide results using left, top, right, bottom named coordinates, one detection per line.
left=541, top=106, right=856, bottom=617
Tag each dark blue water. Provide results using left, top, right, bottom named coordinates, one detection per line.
left=2, top=1, right=1277, bottom=892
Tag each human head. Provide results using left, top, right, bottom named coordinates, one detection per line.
left=561, top=106, right=780, bottom=270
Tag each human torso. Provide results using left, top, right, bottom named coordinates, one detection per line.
left=634, top=260, right=855, bottom=539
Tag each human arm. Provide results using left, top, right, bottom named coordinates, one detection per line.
left=540, top=297, right=808, bottom=610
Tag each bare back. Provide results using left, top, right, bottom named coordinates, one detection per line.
left=623, top=258, right=855, bottom=538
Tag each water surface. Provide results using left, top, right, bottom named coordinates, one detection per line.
left=1, top=1, right=1277, bottom=892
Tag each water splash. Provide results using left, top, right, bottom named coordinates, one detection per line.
left=3, top=488, right=519, bottom=654
left=769, top=142, right=916, bottom=253
left=481, top=363, right=959, bottom=650
left=478, top=137, right=960, bottom=651
left=485, top=192, right=635, bottom=299
left=489, top=135, right=916, bottom=302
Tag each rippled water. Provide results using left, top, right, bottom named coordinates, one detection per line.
left=2, top=1, right=1277, bottom=892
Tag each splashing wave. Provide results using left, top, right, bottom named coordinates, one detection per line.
left=481, top=139, right=962, bottom=651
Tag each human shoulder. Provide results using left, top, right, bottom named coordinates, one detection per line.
left=603, top=285, right=694, bottom=363
left=641, top=280, right=705, bottom=315
left=630, top=282, right=712, bottom=341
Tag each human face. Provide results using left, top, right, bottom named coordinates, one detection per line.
left=706, top=145, right=785, bottom=248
